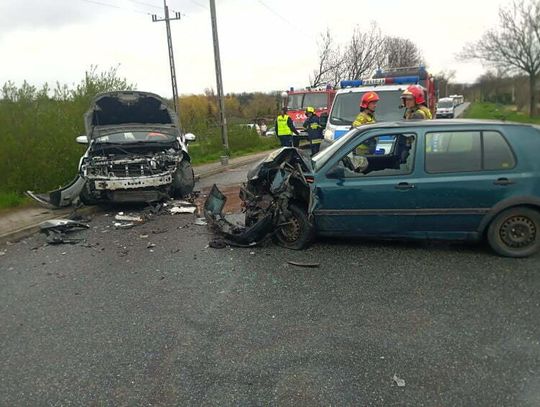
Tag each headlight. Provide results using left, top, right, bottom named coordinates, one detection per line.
left=324, top=128, right=334, bottom=141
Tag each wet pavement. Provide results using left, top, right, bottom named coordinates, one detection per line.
left=1, top=164, right=540, bottom=406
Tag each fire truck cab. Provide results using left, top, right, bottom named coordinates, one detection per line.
left=324, top=67, right=436, bottom=141
left=284, top=87, right=336, bottom=134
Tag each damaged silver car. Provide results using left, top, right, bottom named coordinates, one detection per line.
left=27, top=91, right=196, bottom=207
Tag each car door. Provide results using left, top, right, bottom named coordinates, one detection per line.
left=312, top=130, right=419, bottom=238
left=413, top=128, right=519, bottom=237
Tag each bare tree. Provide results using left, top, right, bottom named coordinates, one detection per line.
left=310, top=30, right=344, bottom=87
left=434, top=69, right=456, bottom=98
left=460, top=0, right=540, bottom=115
left=383, top=37, right=423, bottom=69
left=342, top=22, right=386, bottom=80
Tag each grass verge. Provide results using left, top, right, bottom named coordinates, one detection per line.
left=465, top=102, right=540, bottom=124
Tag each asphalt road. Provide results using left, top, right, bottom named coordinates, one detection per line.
left=1, top=164, right=539, bottom=407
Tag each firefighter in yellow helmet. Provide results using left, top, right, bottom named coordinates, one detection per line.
left=401, top=85, right=432, bottom=120
left=303, top=106, right=323, bottom=155
left=352, top=91, right=379, bottom=127
left=275, top=107, right=300, bottom=147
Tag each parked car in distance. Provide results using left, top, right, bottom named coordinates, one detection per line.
left=208, top=119, right=540, bottom=257
left=436, top=97, right=455, bottom=118
left=27, top=91, right=196, bottom=207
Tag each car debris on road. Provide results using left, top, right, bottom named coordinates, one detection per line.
left=39, top=219, right=90, bottom=245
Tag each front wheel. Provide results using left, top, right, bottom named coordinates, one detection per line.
left=487, top=207, right=540, bottom=257
left=273, top=203, right=314, bottom=250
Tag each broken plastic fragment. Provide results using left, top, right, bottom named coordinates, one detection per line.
left=115, top=214, right=143, bottom=222
left=194, top=218, right=207, bottom=226
left=287, top=261, right=320, bottom=268
left=113, top=222, right=135, bottom=229
left=392, top=374, right=406, bottom=387
left=170, top=206, right=196, bottom=214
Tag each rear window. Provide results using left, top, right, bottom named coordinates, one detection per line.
left=425, top=131, right=482, bottom=173
left=483, top=131, right=516, bottom=170
left=425, top=130, right=516, bottom=173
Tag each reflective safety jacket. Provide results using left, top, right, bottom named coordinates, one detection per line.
left=352, top=111, right=375, bottom=127
left=404, top=105, right=432, bottom=120
left=276, top=114, right=299, bottom=136
left=303, top=114, right=323, bottom=143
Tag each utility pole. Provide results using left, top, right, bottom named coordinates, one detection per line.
left=152, top=1, right=182, bottom=129
left=209, top=0, right=229, bottom=156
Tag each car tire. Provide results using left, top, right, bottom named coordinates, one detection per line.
left=172, top=160, right=195, bottom=198
left=487, top=207, right=540, bottom=258
left=273, top=203, right=314, bottom=250
left=79, top=182, right=99, bottom=205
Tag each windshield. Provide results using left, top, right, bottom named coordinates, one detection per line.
left=438, top=101, right=453, bottom=108
left=329, top=90, right=403, bottom=125
left=303, top=93, right=328, bottom=109
left=287, top=92, right=328, bottom=111
left=287, top=94, right=303, bottom=110
left=312, top=129, right=359, bottom=171
left=94, top=131, right=175, bottom=144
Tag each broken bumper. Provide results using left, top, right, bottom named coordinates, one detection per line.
left=92, top=173, right=173, bottom=191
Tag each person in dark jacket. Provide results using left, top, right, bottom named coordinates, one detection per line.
left=303, top=106, right=323, bottom=155
left=275, top=107, right=300, bottom=147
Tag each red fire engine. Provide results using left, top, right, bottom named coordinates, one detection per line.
left=283, top=86, right=336, bottom=132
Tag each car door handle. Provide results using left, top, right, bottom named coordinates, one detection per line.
left=395, top=182, right=415, bottom=190
left=494, top=177, right=514, bottom=186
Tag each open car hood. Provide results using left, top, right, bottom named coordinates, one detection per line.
left=84, top=91, right=179, bottom=139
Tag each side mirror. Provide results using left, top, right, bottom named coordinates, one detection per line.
left=76, top=135, right=88, bottom=144
left=326, top=165, right=345, bottom=179
left=184, top=133, right=196, bottom=142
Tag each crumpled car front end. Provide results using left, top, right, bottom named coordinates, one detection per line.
left=204, top=148, right=315, bottom=249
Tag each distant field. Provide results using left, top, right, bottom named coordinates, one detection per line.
left=464, top=102, right=540, bottom=124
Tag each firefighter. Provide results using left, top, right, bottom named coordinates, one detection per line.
left=303, top=106, right=323, bottom=155
left=275, top=107, right=300, bottom=147
left=401, top=85, right=433, bottom=120
left=352, top=91, right=379, bottom=127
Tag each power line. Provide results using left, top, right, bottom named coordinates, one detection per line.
left=188, top=0, right=208, bottom=10
left=125, top=0, right=162, bottom=10
left=256, top=0, right=313, bottom=40
left=79, top=0, right=152, bottom=15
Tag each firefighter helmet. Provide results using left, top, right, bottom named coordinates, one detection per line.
left=305, top=106, right=315, bottom=114
left=401, top=85, right=425, bottom=105
left=360, top=91, right=380, bottom=109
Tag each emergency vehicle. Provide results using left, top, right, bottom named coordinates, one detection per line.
left=284, top=86, right=336, bottom=133
left=324, top=66, right=436, bottom=141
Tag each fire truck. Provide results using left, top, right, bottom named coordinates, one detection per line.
left=324, top=66, right=437, bottom=141
left=283, top=86, right=336, bottom=133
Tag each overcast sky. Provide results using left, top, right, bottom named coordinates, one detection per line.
left=0, top=0, right=510, bottom=97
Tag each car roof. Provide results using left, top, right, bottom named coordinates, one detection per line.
left=363, top=119, right=538, bottom=129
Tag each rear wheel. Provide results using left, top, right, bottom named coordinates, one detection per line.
left=273, top=203, right=314, bottom=250
left=487, top=207, right=540, bottom=257
left=172, top=160, right=195, bottom=198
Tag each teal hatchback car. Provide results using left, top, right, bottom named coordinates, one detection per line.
left=206, top=120, right=540, bottom=257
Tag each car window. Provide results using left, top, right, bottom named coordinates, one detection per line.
left=425, top=131, right=482, bottom=173
left=483, top=131, right=516, bottom=170
left=333, top=133, right=416, bottom=177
